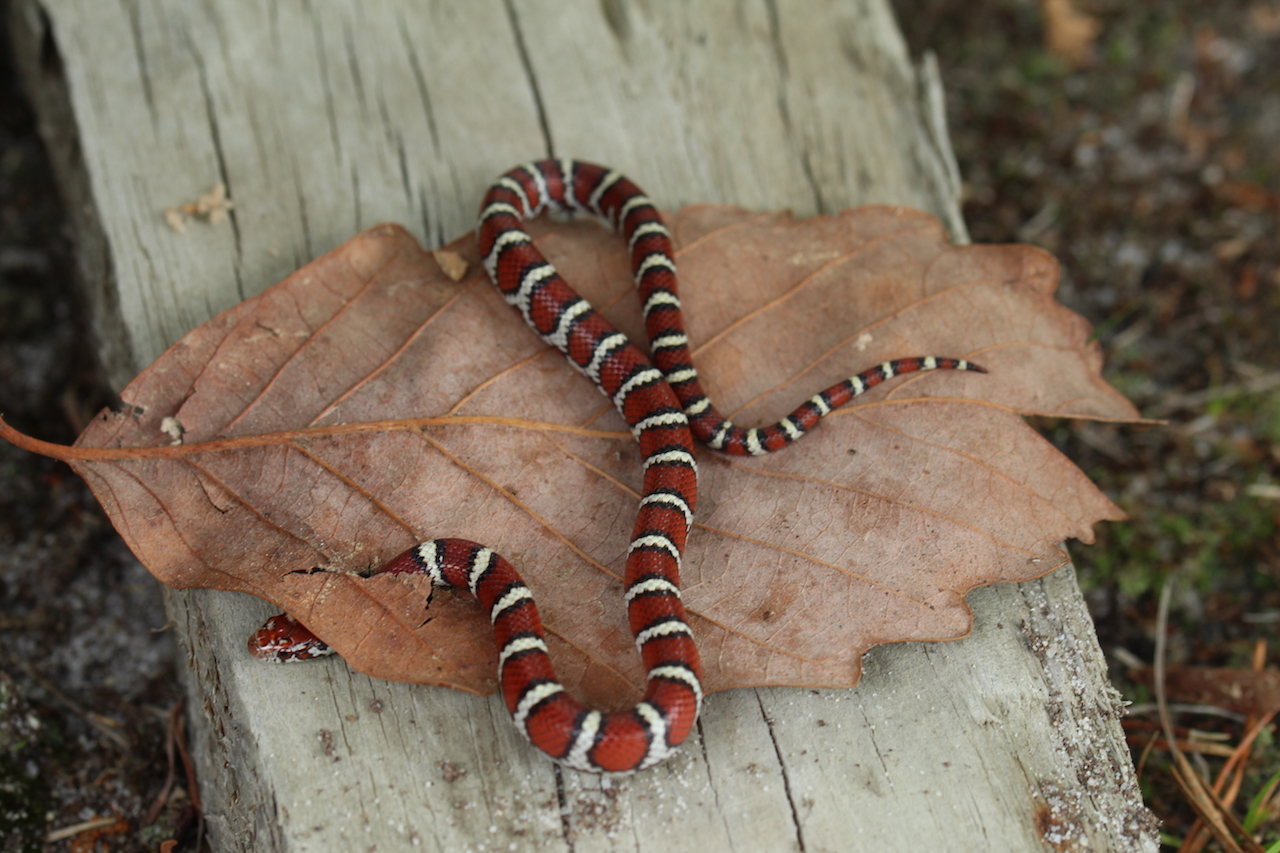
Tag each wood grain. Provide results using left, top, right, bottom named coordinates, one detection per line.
left=9, top=0, right=1157, bottom=849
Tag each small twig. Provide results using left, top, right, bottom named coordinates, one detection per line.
left=15, top=661, right=130, bottom=750
left=1135, top=730, right=1159, bottom=781
left=1242, top=611, right=1280, bottom=624
left=1245, top=484, right=1280, bottom=501
left=144, top=701, right=183, bottom=826
left=146, top=702, right=203, bottom=848
left=1183, top=641, right=1278, bottom=853
left=45, top=815, right=125, bottom=843
left=170, top=701, right=206, bottom=850
left=171, top=702, right=201, bottom=813
left=1215, top=712, right=1278, bottom=796
left=1128, top=734, right=1237, bottom=758
left=1126, top=703, right=1248, bottom=723
left=1150, top=370, right=1280, bottom=418
left=1016, top=199, right=1061, bottom=242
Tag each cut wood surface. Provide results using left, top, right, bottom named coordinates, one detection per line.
left=9, top=0, right=1159, bottom=850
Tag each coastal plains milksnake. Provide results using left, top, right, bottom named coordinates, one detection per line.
left=251, top=160, right=984, bottom=773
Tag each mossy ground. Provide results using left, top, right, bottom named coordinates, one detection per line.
left=893, top=0, right=1280, bottom=844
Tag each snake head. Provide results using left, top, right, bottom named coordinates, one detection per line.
left=248, top=613, right=335, bottom=662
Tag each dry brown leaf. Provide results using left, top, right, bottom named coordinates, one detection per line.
left=1214, top=179, right=1280, bottom=213
left=3, top=205, right=1139, bottom=710
left=1134, top=666, right=1280, bottom=717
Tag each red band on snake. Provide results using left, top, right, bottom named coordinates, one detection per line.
left=251, top=159, right=984, bottom=773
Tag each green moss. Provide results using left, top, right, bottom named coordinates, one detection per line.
left=0, top=754, right=49, bottom=853
left=1021, top=50, right=1070, bottom=83
left=0, top=673, right=49, bottom=851
left=1262, top=395, right=1280, bottom=446
left=1078, top=492, right=1279, bottom=599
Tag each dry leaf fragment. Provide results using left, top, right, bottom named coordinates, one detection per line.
left=1250, top=4, right=1280, bottom=36
left=163, top=208, right=187, bottom=234
left=2, top=207, right=1141, bottom=709
left=432, top=249, right=469, bottom=281
left=1041, top=0, right=1102, bottom=67
left=164, top=183, right=234, bottom=233
left=1134, top=666, right=1280, bottom=717
left=1214, top=180, right=1279, bottom=213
